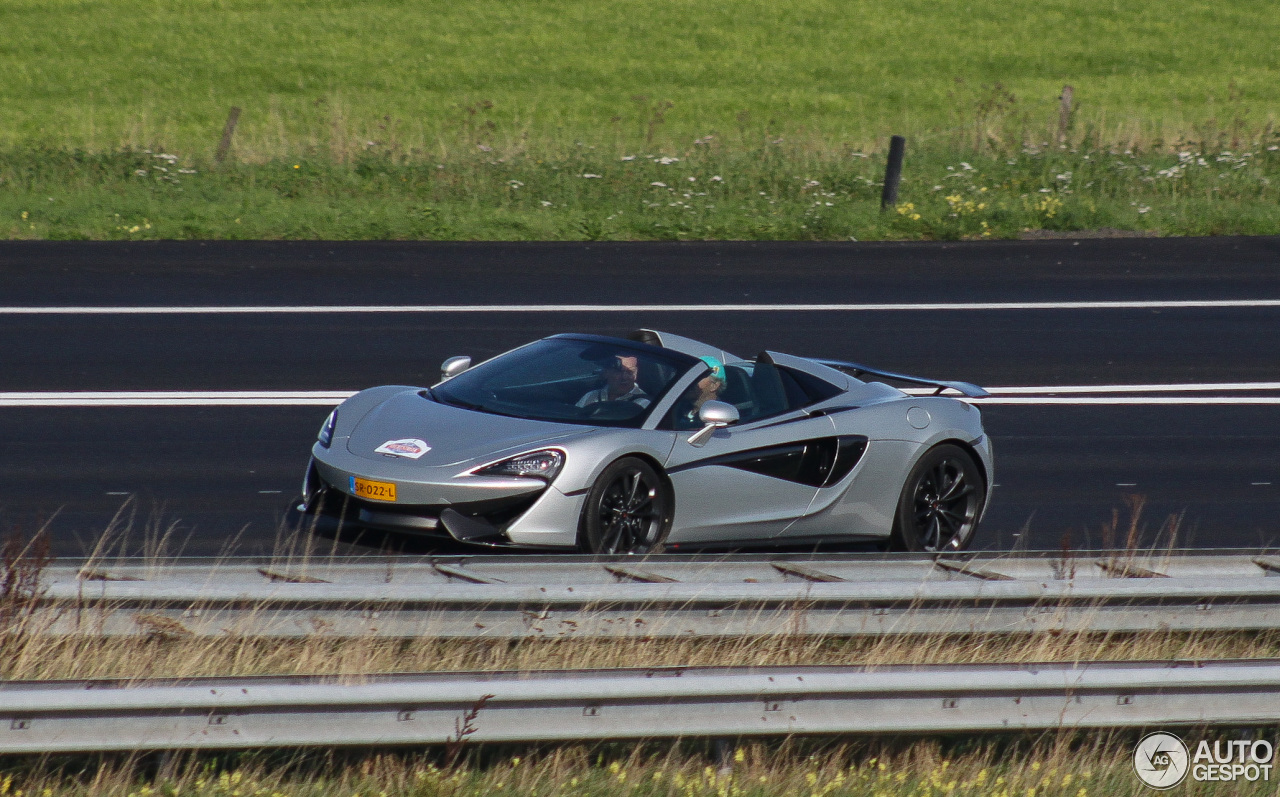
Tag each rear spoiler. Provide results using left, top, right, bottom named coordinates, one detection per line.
left=812, top=359, right=989, bottom=399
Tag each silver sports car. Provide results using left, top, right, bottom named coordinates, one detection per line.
left=293, top=329, right=993, bottom=553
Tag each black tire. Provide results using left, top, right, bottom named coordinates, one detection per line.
left=578, top=457, right=674, bottom=554
left=889, top=444, right=985, bottom=552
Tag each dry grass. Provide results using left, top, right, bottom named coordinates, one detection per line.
left=5, top=628, right=1280, bottom=683
left=0, top=730, right=1269, bottom=797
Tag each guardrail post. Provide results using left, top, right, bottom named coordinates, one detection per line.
left=880, top=135, right=906, bottom=211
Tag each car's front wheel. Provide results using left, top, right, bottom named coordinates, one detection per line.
left=578, top=457, right=673, bottom=554
left=890, top=444, right=985, bottom=552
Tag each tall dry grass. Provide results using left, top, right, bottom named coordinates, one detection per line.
left=0, top=727, right=1266, bottom=797
left=6, top=626, right=1280, bottom=683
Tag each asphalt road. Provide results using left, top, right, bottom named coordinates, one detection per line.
left=2, top=238, right=1279, bottom=556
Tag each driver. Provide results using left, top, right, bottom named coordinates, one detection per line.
left=577, top=354, right=651, bottom=409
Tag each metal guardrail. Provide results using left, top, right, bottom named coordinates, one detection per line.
left=4, top=659, right=1280, bottom=753
left=15, top=551, right=1280, bottom=638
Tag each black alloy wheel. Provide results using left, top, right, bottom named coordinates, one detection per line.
left=579, top=457, right=673, bottom=554
left=891, top=444, right=985, bottom=552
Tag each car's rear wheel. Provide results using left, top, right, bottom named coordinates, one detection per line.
left=579, top=457, right=673, bottom=554
left=890, top=444, right=985, bottom=552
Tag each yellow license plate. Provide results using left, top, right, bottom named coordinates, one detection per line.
left=350, top=476, right=396, bottom=502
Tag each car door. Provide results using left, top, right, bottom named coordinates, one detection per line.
left=662, top=360, right=839, bottom=543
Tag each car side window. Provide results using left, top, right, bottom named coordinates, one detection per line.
left=736, top=362, right=821, bottom=421
left=661, top=362, right=840, bottom=429
left=778, top=365, right=843, bottom=404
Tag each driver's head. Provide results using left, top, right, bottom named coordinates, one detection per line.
left=684, top=356, right=725, bottom=407
left=604, top=355, right=640, bottom=397
left=690, top=374, right=724, bottom=403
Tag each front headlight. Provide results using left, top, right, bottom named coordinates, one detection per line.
left=317, top=409, right=338, bottom=448
left=476, top=449, right=565, bottom=482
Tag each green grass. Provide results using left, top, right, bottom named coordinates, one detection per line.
left=3, top=0, right=1279, bottom=240
left=4, top=0, right=1278, bottom=154
left=3, top=142, right=1279, bottom=240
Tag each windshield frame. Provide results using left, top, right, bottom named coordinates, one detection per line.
left=431, top=334, right=701, bottom=428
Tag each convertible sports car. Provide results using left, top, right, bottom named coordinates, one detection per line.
left=292, top=329, right=993, bottom=553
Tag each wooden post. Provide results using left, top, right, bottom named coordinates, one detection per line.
left=880, top=135, right=906, bottom=211
left=215, top=106, right=242, bottom=163
left=1057, top=86, right=1074, bottom=144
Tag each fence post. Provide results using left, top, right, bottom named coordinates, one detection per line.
left=1057, top=86, right=1074, bottom=144
left=215, top=106, right=242, bottom=163
left=880, top=135, right=905, bottom=211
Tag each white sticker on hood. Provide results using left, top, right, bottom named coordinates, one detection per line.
left=375, top=438, right=431, bottom=459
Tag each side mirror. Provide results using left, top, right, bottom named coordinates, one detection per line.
left=687, top=400, right=739, bottom=447
left=440, top=356, right=472, bottom=380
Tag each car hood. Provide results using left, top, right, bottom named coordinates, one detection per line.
left=346, top=390, right=593, bottom=467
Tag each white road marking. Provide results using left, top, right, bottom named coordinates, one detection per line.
left=970, top=397, right=1280, bottom=405
left=4, top=299, right=1280, bottom=314
left=1253, top=482, right=1273, bottom=486
left=1117, top=483, right=1138, bottom=487
left=0, top=391, right=354, bottom=406
left=907, top=382, right=1280, bottom=395
left=4, top=383, right=1280, bottom=407
left=258, top=490, right=282, bottom=494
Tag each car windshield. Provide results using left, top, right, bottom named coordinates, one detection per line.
left=432, top=336, right=694, bottom=427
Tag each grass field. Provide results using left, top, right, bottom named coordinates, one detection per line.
left=4, top=2, right=1280, bottom=235
left=4, top=143, right=1278, bottom=240
left=4, top=0, right=1279, bottom=154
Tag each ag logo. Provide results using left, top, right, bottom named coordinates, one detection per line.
left=1134, top=732, right=1190, bottom=789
